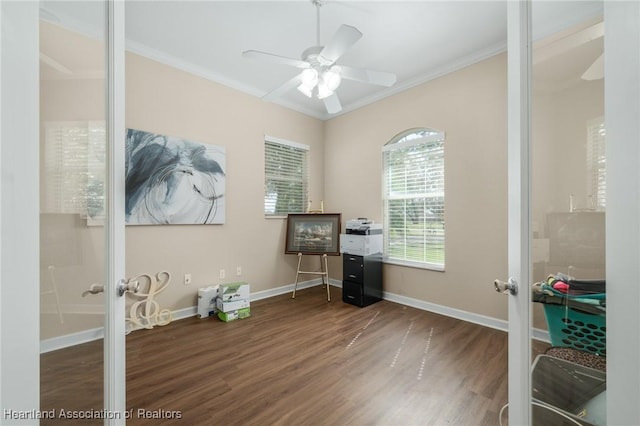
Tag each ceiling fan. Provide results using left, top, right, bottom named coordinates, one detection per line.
left=242, top=0, right=397, bottom=114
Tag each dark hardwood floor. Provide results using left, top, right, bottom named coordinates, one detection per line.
left=41, top=286, right=538, bottom=425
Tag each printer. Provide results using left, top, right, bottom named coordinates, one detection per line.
left=345, top=219, right=383, bottom=235
left=341, top=219, right=383, bottom=256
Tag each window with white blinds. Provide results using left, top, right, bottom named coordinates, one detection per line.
left=383, top=128, right=445, bottom=270
left=264, top=136, right=309, bottom=216
left=586, top=117, right=606, bottom=210
left=43, top=121, right=106, bottom=218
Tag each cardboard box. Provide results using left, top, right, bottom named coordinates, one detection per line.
left=216, top=297, right=250, bottom=313
left=218, top=307, right=251, bottom=322
left=218, top=282, right=250, bottom=302
left=197, top=285, right=219, bottom=318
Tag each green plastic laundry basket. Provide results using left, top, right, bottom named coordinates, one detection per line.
left=543, top=301, right=606, bottom=357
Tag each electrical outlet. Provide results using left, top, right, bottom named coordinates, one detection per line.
left=236, top=266, right=242, bottom=276
left=219, top=269, right=225, bottom=279
left=184, top=273, right=192, bottom=285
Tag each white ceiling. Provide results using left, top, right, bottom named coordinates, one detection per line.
left=40, top=0, right=604, bottom=120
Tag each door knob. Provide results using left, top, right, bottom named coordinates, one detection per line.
left=82, top=283, right=104, bottom=297
left=118, top=279, right=140, bottom=297
left=494, top=277, right=518, bottom=295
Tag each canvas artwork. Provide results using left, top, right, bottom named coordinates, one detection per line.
left=126, top=129, right=226, bottom=225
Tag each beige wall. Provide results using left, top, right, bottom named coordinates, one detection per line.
left=125, top=53, right=324, bottom=311
left=324, top=54, right=509, bottom=320
left=40, top=76, right=107, bottom=339
left=40, top=44, right=325, bottom=339
left=325, top=55, right=604, bottom=328
left=532, top=80, right=604, bottom=228
left=41, top=23, right=603, bottom=340
left=532, top=80, right=605, bottom=280
left=323, top=52, right=603, bottom=324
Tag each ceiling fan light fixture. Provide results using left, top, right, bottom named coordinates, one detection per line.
left=300, top=68, right=319, bottom=86
left=243, top=0, right=395, bottom=115
left=297, top=68, right=319, bottom=97
left=297, top=83, right=314, bottom=98
left=316, top=81, right=333, bottom=100
left=323, top=68, right=341, bottom=91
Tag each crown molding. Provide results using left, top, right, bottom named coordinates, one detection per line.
left=126, top=40, right=328, bottom=120
left=336, top=40, right=507, bottom=117
left=127, top=38, right=507, bottom=122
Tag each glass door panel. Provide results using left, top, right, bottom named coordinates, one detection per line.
left=39, top=2, right=107, bottom=421
left=531, top=2, right=606, bottom=424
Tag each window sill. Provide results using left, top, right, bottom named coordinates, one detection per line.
left=382, top=258, right=445, bottom=272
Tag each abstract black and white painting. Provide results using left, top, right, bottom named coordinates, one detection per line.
left=125, top=129, right=225, bottom=225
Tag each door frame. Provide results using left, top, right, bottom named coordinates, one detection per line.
left=604, top=1, right=640, bottom=424
left=0, top=1, right=41, bottom=416
left=105, top=0, right=127, bottom=421
left=506, top=1, right=532, bottom=424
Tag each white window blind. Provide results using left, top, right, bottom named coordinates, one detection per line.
left=264, top=136, right=309, bottom=216
left=43, top=121, right=106, bottom=218
left=586, top=117, right=606, bottom=210
left=383, top=129, right=445, bottom=270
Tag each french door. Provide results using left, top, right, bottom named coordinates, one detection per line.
left=36, top=0, right=125, bottom=423
left=0, top=0, right=126, bottom=424
left=507, top=1, right=640, bottom=425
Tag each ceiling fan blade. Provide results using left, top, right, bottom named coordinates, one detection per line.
left=263, top=73, right=303, bottom=102
left=242, top=50, right=310, bottom=69
left=582, top=53, right=604, bottom=81
left=318, top=25, right=362, bottom=65
left=339, top=65, right=397, bottom=87
left=322, top=92, right=342, bottom=114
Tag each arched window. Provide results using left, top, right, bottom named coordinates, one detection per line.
left=382, top=128, right=445, bottom=270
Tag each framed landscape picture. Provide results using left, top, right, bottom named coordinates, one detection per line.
left=285, top=213, right=341, bottom=256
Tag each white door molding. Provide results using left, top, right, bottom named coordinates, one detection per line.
left=0, top=1, right=40, bottom=418
left=605, top=2, right=640, bottom=424
left=506, top=1, right=533, bottom=424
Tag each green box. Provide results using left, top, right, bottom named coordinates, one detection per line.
left=217, top=307, right=251, bottom=322
left=218, top=282, right=250, bottom=302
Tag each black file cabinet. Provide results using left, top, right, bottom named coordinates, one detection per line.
left=342, top=253, right=383, bottom=307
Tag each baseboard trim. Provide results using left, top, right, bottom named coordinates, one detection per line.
left=532, top=328, right=551, bottom=343
left=40, top=278, right=548, bottom=353
left=250, top=278, right=331, bottom=301
left=384, top=291, right=509, bottom=331
left=382, top=291, right=550, bottom=343
left=40, top=278, right=328, bottom=353
left=41, top=327, right=104, bottom=353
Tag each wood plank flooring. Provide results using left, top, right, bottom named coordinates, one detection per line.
left=41, top=286, right=542, bottom=425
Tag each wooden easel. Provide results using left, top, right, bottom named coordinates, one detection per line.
left=292, top=252, right=330, bottom=302
left=291, top=200, right=330, bottom=301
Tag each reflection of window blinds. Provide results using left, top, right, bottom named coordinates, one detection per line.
left=43, top=121, right=106, bottom=215
left=586, top=117, right=606, bottom=210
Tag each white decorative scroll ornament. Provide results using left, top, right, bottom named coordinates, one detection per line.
left=125, top=271, right=173, bottom=333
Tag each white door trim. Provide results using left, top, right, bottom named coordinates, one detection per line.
left=507, top=1, right=532, bottom=424
left=604, top=2, right=640, bottom=424
left=0, top=1, right=40, bottom=418
left=104, top=0, right=127, bottom=422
